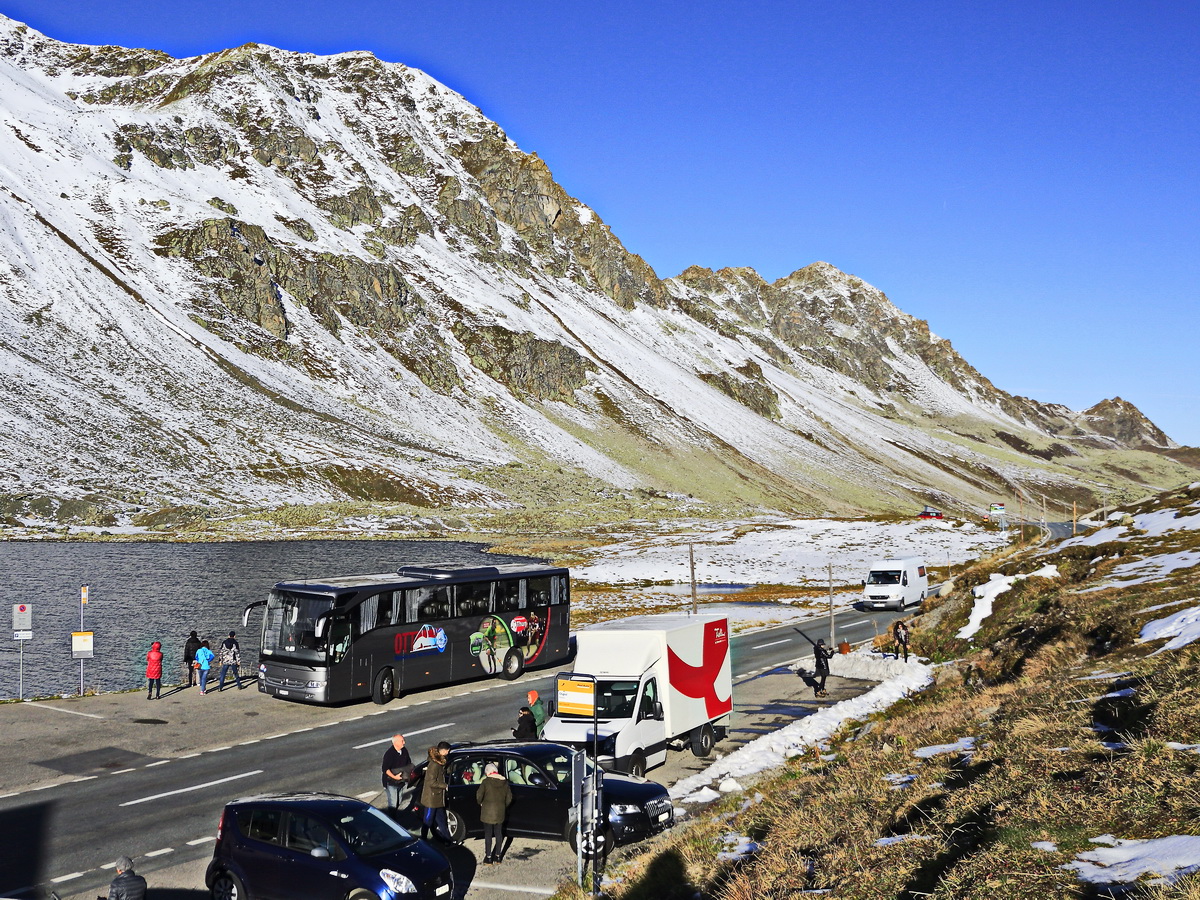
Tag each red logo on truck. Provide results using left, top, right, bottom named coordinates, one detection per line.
left=667, top=620, right=733, bottom=718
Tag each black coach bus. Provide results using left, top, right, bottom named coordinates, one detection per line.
left=244, top=563, right=570, bottom=704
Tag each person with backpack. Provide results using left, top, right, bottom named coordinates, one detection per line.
left=216, top=631, right=245, bottom=690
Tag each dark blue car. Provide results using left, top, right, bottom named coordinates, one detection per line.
left=206, top=792, right=453, bottom=900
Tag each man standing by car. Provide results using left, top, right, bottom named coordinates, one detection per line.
left=420, top=741, right=451, bottom=841
left=382, top=734, right=414, bottom=810
left=107, top=856, right=146, bottom=900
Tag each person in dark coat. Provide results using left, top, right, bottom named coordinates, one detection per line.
left=381, top=733, right=414, bottom=810
left=476, top=762, right=512, bottom=864
left=813, top=639, right=833, bottom=698
left=145, top=641, right=163, bottom=700
left=419, top=742, right=451, bottom=841
left=894, top=620, right=911, bottom=663
left=108, top=855, right=147, bottom=900
left=512, top=706, right=537, bottom=741
left=182, top=630, right=201, bottom=686
left=216, top=631, right=245, bottom=690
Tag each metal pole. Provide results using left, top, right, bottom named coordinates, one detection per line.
left=828, top=562, right=835, bottom=647
left=80, top=586, right=85, bottom=696
left=592, top=681, right=601, bottom=898
left=19, top=640, right=24, bottom=701
left=689, top=544, right=697, bottom=615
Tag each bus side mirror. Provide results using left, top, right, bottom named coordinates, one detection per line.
left=314, top=613, right=329, bottom=640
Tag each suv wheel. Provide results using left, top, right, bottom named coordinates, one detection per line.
left=570, top=824, right=614, bottom=860
left=372, top=668, right=395, bottom=705
left=445, top=808, right=467, bottom=843
left=348, top=891, right=377, bottom=900
left=210, top=871, right=247, bottom=900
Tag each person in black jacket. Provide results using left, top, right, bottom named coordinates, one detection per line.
left=182, top=631, right=201, bottom=687
left=107, top=856, right=146, bottom=900
left=512, top=706, right=538, bottom=740
left=813, top=639, right=833, bottom=698
left=381, top=733, right=415, bottom=810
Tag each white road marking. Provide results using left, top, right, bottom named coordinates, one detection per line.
left=356, top=791, right=378, bottom=799
left=145, top=760, right=170, bottom=767
left=470, top=881, right=555, bottom=896
left=353, top=722, right=456, bottom=750
left=847, top=618, right=871, bottom=627
left=110, top=768, right=136, bottom=775
left=71, top=776, right=97, bottom=783
left=0, top=792, right=17, bottom=799
left=187, top=836, right=216, bottom=846
left=179, top=753, right=201, bottom=759
left=120, top=769, right=264, bottom=807
left=239, top=740, right=261, bottom=746
left=752, top=639, right=791, bottom=649
left=145, top=848, right=174, bottom=857
left=264, top=733, right=290, bottom=740
left=51, top=872, right=85, bottom=883
left=208, top=746, right=232, bottom=752
left=29, top=704, right=103, bottom=719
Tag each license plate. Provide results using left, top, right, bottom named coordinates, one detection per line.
left=657, top=812, right=670, bottom=822
left=278, top=689, right=289, bottom=695
left=436, top=885, right=450, bottom=896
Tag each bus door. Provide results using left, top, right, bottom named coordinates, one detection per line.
left=401, top=587, right=453, bottom=691
left=326, top=618, right=353, bottom=698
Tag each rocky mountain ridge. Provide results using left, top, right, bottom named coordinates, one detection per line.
left=0, top=16, right=1192, bottom=531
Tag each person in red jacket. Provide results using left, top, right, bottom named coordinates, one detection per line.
left=145, top=641, right=163, bottom=700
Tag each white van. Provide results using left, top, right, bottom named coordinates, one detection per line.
left=862, top=557, right=928, bottom=610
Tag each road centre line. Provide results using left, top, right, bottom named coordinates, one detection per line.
left=120, top=769, right=264, bottom=807
left=144, top=848, right=174, bottom=857
left=28, top=703, right=104, bottom=719
left=353, top=722, right=456, bottom=750
left=187, top=836, right=216, bottom=846
left=50, top=872, right=85, bottom=883
left=752, top=638, right=791, bottom=649
left=145, top=759, right=170, bottom=767
left=110, top=768, right=136, bottom=775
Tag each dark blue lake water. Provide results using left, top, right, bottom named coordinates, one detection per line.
left=0, top=540, right=541, bottom=699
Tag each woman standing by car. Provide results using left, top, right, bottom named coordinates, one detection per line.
left=476, top=763, right=512, bottom=865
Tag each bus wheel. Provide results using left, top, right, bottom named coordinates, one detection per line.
left=372, top=668, right=395, bottom=705
left=691, top=722, right=716, bottom=757
left=500, top=648, right=525, bottom=681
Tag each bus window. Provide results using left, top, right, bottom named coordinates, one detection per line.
left=528, top=576, right=552, bottom=606
left=375, top=591, right=396, bottom=627
left=409, top=586, right=450, bottom=621
left=359, top=593, right=380, bottom=633
left=550, top=575, right=567, bottom=605
left=454, top=581, right=492, bottom=618
left=495, top=580, right=522, bottom=612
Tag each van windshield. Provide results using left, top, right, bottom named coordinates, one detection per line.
left=867, top=571, right=902, bottom=585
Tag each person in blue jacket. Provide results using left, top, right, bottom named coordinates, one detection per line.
left=195, top=640, right=215, bottom=694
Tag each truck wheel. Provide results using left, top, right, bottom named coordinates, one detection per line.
left=500, top=648, right=525, bottom=681
left=372, top=667, right=394, bottom=705
left=691, top=723, right=716, bottom=757
left=627, top=752, right=647, bottom=778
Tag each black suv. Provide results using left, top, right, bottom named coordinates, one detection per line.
left=205, top=792, right=453, bottom=900
left=413, top=741, right=674, bottom=857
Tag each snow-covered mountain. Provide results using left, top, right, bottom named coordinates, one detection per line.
left=0, top=16, right=1192, bottom=529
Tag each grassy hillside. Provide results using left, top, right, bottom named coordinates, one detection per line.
left=567, top=482, right=1200, bottom=899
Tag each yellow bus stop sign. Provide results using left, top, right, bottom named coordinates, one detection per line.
left=556, top=676, right=595, bottom=717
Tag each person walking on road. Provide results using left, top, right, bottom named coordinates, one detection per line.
left=476, top=762, right=512, bottom=865
left=512, top=706, right=537, bottom=741
left=894, top=620, right=911, bottom=663
left=382, top=734, right=415, bottom=810
left=216, top=631, right=245, bottom=690
left=107, top=855, right=146, bottom=900
left=419, top=742, right=451, bottom=841
left=813, top=638, right=833, bottom=698
left=183, top=630, right=201, bottom=686
left=145, top=641, right=163, bottom=700
left=527, top=690, right=546, bottom=737
left=195, top=640, right=215, bottom=694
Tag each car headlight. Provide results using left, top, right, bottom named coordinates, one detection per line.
left=380, top=868, right=417, bottom=895
left=610, top=803, right=641, bottom=815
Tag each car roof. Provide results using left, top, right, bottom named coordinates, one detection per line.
left=224, top=791, right=367, bottom=810
left=446, top=740, right=574, bottom=756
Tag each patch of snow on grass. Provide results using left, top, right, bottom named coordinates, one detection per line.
left=1063, top=834, right=1200, bottom=887
left=1139, top=602, right=1200, bottom=653
left=957, top=565, right=1059, bottom=639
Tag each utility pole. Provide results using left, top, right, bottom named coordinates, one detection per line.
left=1073, top=500, right=1077, bottom=536
left=1019, top=495, right=1025, bottom=544
left=689, top=544, right=697, bottom=615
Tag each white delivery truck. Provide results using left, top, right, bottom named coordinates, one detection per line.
left=542, top=614, right=733, bottom=777
left=861, top=557, right=928, bottom=610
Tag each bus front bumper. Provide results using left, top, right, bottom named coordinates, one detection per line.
left=258, top=663, right=330, bottom=703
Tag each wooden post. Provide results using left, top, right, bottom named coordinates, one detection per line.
left=689, top=543, right=697, bottom=615
left=1073, top=500, right=1077, bottom=535
left=828, top=562, right=835, bottom=647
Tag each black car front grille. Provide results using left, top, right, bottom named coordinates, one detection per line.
left=644, top=796, right=673, bottom=820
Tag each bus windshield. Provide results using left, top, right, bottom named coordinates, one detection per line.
left=261, top=590, right=336, bottom=662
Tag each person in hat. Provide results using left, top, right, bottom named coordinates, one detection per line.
left=107, top=855, right=147, bottom=900
left=526, top=690, right=546, bottom=736
left=476, top=762, right=512, bottom=864
left=145, top=641, right=163, bottom=700
left=813, top=638, right=833, bottom=698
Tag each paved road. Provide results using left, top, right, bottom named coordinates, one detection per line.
left=0, top=606, right=912, bottom=900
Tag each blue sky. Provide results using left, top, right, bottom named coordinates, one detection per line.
left=5, top=1, right=1198, bottom=446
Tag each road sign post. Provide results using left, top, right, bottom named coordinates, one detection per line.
left=13, top=603, right=32, bottom=700
left=558, top=672, right=601, bottom=892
